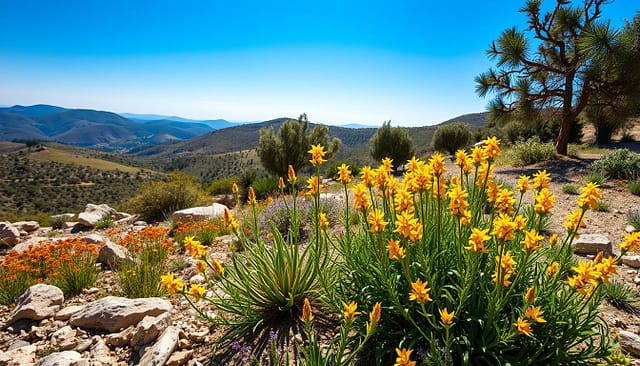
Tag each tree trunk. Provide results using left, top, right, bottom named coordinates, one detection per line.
left=555, top=115, right=571, bottom=155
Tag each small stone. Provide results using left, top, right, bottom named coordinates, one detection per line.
left=627, top=225, right=638, bottom=233
left=627, top=270, right=638, bottom=275
left=573, top=234, right=612, bottom=255
left=189, top=274, right=205, bottom=284
left=7, top=340, right=31, bottom=351
left=13, top=221, right=40, bottom=232
left=188, top=329, right=208, bottom=343
left=620, top=330, right=640, bottom=357
left=177, top=338, right=191, bottom=349
left=0, top=344, right=37, bottom=366
left=133, top=221, right=147, bottom=226
left=105, top=326, right=135, bottom=347
left=634, top=276, right=640, bottom=285
left=623, top=255, right=640, bottom=268
left=75, top=339, right=93, bottom=353
left=84, top=287, right=100, bottom=295
left=0, top=222, right=20, bottom=246
left=51, top=325, right=76, bottom=348
left=34, top=350, right=85, bottom=366
left=138, top=326, right=179, bottom=366
left=294, top=333, right=304, bottom=345
left=166, top=350, right=193, bottom=366
left=131, top=312, right=172, bottom=347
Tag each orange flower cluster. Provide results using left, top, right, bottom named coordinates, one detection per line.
left=173, top=220, right=222, bottom=236
left=118, top=226, right=173, bottom=252
left=568, top=253, right=618, bottom=296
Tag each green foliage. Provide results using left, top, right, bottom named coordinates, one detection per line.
left=562, top=184, right=579, bottom=195
left=602, top=280, right=639, bottom=313
left=432, top=122, right=473, bottom=155
left=591, top=149, right=640, bottom=180
left=0, top=269, right=33, bottom=305
left=206, top=177, right=238, bottom=195
left=51, top=251, right=99, bottom=296
left=627, top=209, right=640, bottom=232
left=94, top=217, right=114, bottom=230
left=504, top=137, right=557, bottom=166
left=595, top=200, right=610, bottom=212
left=369, top=121, right=416, bottom=169
left=257, top=113, right=340, bottom=178
left=586, top=172, right=608, bottom=186
left=251, top=177, right=279, bottom=201
left=124, top=171, right=211, bottom=221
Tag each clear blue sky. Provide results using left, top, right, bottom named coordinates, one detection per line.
left=0, top=1, right=637, bottom=126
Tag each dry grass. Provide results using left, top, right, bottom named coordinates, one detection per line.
left=28, top=147, right=143, bottom=173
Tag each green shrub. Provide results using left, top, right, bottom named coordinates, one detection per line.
left=251, top=177, right=279, bottom=201
left=505, top=137, right=557, bottom=166
left=586, top=172, right=608, bottom=186
left=52, top=250, right=99, bottom=296
left=94, top=217, right=114, bottom=230
left=602, top=280, right=639, bottom=313
left=562, top=184, right=579, bottom=195
left=626, top=181, right=640, bottom=196
left=124, top=171, right=210, bottom=221
left=628, top=209, right=640, bottom=232
left=590, top=149, right=640, bottom=180
left=595, top=200, right=610, bottom=212
left=432, top=122, right=473, bottom=155
left=0, top=268, right=34, bottom=305
left=206, top=177, right=238, bottom=195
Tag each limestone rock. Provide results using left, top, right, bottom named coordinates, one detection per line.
left=623, top=255, right=640, bottom=268
left=620, top=330, right=640, bottom=357
left=5, top=284, right=64, bottom=327
left=51, top=325, right=78, bottom=350
left=12, top=221, right=40, bottom=232
left=11, top=237, right=52, bottom=255
left=34, top=350, right=85, bottom=366
left=138, top=326, right=179, bottom=366
left=166, top=350, right=193, bottom=366
left=49, top=213, right=75, bottom=222
left=81, top=234, right=106, bottom=245
left=0, top=222, right=20, bottom=246
left=0, top=344, right=37, bottom=366
left=88, top=337, right=117, bottom=365
left=54, top=305, right=85, bottom=321
left=131, top=312, right=172, bottom=347
left=97, top=241, right=129, bottom=269
left=626, top=225, right=638, bottom=233
left=77, top=204, right=117, bottom=228
left=105, top=326, right=134, bottom=347
left=172, top=204, right=226, bottom=223
left=69, top=296, right=172, bottom=332
left=573, top=234, right=612, bottom=255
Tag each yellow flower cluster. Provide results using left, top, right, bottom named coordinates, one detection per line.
left=466, top=227, right=490, bottom=253
left=337, top=163, right=352, bottom=184
left=160, top=272, right=185, bottom=295
left=621, top=232, right=640, bottom=253
left=394, top=348, right=416, bottom=366
left=492, top=251, right=517, bottom=287
left=308, top=144, right=327, bottom=166
left=409, top=278, right=432, bottom=304
left=394, top=211, right=423, bottom=242
left=387, top=239, right=406, bottom=260
left=183, top=236, right=206, bottom=259
left=568, top=253, right=618, bottom=296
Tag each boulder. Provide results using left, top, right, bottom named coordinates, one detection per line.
left=172, top=203, right=227, bottom=223
left=97, top=241, right=129, bottom=269
left=81, top=234, right=106, bottom=245
left=623, top=255, right=640, bottom=268
left=131, top=311, right=172, bottom=347
left=138, top=326, right=179, bottom=366
left=105, top=326, right=134, bottom=347
left=51, top=325, right=78, bottom=350
left=69, top=296, right=172, bottom=332
left=620, top=330, right=640, bottom=357
left=54, top=305, right=86, bottom=321
left=34, top=350, right=84, bottom=366
left=12, top=221, right=40, bottom=232
left=0, top=344, right=37, bottom=366
left=573, top=234, right=612, bottom=255
left=5, top=284, right=64, bottom=327
left=77, top=204, right=117, bottom=228
left=0, top=222, right=20, bottom=246
left=11, top=237, right=54, bottom=255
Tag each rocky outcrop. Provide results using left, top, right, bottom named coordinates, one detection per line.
left=97, top=241, right=129, bottom=269
left=5, top=284, right=64, bottom=327
left=0, top=222, right=20, bottom=246
left=77, top=204, right=117, bottom=228
left=138, top=326, right=179, bottom=366
left=172, top=203, right=227, bottom=223
left=68, top=296, right=172, bottom=332
left=0, top=344, right=37, bottom=366
left=12, top=221, right=39, bottom=233
left=620, top=330, right=640, bottom=357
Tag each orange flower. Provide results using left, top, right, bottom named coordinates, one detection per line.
left=301, top=298, right=314, bottom=323
left=337, top=163, right=352, bottom=184
left=521, top=229, right=543, bottom=253
left=577, top=182, right=601, bottom=210
left=367, top=209, right=388, bottom=233
left=532, top=170, right=551, bottom=190
left=466, top=227, right=490, bottom=253
left=287, top=165, right=297, bottom=184
left=525, top=306, right=546, bottom=323
left=387, top=239, right=406, bottom=260
left=514, top=317, right=533, bottom=336
left=306, top=176, right=320, bottom=195
left=482, top=136, right=501, bottom=161
left=439, top=307, right=455, bottom=326
left=409, top=278, right=432, bottom=304
left=188, top=284, right=206, bottom=302
left=308, top=144, right=327, bottom=166
left=394, top=348, right=416, bottom=366
left=546, top=261, right=560, bottom=277
left=342, top=301, right=360, bottom=323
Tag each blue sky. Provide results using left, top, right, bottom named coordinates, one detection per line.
left=1, top=1, right=637, bottom=126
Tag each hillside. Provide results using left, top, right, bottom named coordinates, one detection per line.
left=0, top=105, right=216, bottom=151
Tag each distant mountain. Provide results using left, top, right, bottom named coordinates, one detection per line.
left=121, top=112, right=241, bottom=130
left=0, top=105, right=220, bottom=151
left=438, top=112, right=488, bottom=129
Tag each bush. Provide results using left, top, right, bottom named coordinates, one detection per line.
left=628, top=209, right=640, bottom=232
left=562, top=184, right=579, bottom=195
left=627, top=181, right=640, bottom=196
left=94, top=217, right=114, bottom=230
left=125, top=171, right=211, bottom=221
left=595, top=200, right=610, bottom=212
left=370, top=121, right=415, bottom=170
left=173, top=219, right=226, bottom=247
left=206, top=177, right=238, bottom=195
left=432, top=122, right=473, bottom=155
left=251, top=177, right=279, bottom=201
left=602, top=280, right=639, bottom=313
left=586, top=173, right=608, bottom=186
left=590, top=149, right=640, bottom=180
left=505, top=137, right=557, bottom=166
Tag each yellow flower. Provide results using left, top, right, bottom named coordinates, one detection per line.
left=394, top=189, right=415, bottom=214
left=409, top=278, right=432, bottom=304
left=429, top=153, right=446, bottom=176
left=521, top=229, right=543, bottom=253
left=447, top=184, right=469, bottom=217
left=514, top=317, right=533, bottom=337
left=287, top=165, right=297, bottom=184
left=367, top=209, right=388, bottom=233
left=184, top=236, right=207, bottom=259
left=532, top=170, right=551, bottom=190
left=466, top=227, right=490, bottom=253
left=534, top=188, right=556, bottom=214
left=247, top=187, right=257, bottom=205
left=549, top=233, right=560, bottom=246
left=369, top=302, right=381, bottom=329
left=546, top=261, right=559, bottom=277
left=460, top=209, right=472, bottom=226
left=406, top=156, right=422, bottom=173
left=394, top=348, right=416, bottom=366
left=301, top=298, right=314, bottom=323
left=594, top=255, right=618, bottom=283
left=318, top=212, right=329, bottom=232
left=524, top=286, right=536, bottom=305
left=337, top=163, right=352, bottom=184
left=188, top=284, right=207, bottom=302
left=278, top=177, right=285, bottom=190
left=564, top=209, right=586, bottom=236
left=476, top=162, right=493, bottom=187
left=360, top=166, right=375, bottom=187
left=160, top=272, right=184, bottom=295
left=492, top=213, right=518, bottom=242
left=495, top=187, right=515, bottom=214
left=493, top=251, right=517, bottom=287
left=395, top=211, right=419, bottom=240
left=195, top=260, right=206, bottom=274
left=381, top=157, right=394, bottom=173
left=375, top=165, right=392, bottom=190
left=353, top=183, right=371, bottom=211
left=620, top=232, right=640, bottom=253
left=223, top=208, right=239, bottom=232
left=342, top=301, right=360, bottom=323
left=387, top=239, right=406, bottom=260
left=471, top=146, right=485, bottom=165
left=482, top=136, right=501, bottom=161
left=306, top=176, right=320, bottom=196
left=577, top=182, right=601, bottom=210
left=516, top=175, right=531, bottom=193
left=211, top=259, right=225, bottom=277
left=525, top=306, right=547, bottom=323
left=308, top=144, right=327, bottom=166
left=439, top=307, right=455, bottom=326
left=432, top=175, right=447, bottom=199
left=455, top=149, right=472, bottom=173
left=486, top=181, right=499, bottom=204
left=232, top=183, right=239, bottom=194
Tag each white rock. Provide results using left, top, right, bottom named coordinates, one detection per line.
left=97, top=241, right=129, bottom=269
left=81, top=234, right=105, bottom=245
left=138, top=326, right=179, bottom=366
left=166, top=350, right=193, bottom=366
left=623, top=255, right=640, bottom=268
left=172, top=204, right=227, bottom=223
left=0, top=221, right=20, bottom=246
left=131, top=312, right=172, bottom=347
left=5, top=284, right=64, bottom=326
left=635, top=276, right=640, bottom=285
left=133, top=221, right=147, bottom=226
left=88, top=337, right=117, bottom=365
left=189, top=274, right=205, bottom=285
left=573, top=234, right=612, bottom=255
left=34, top=350, right=85, bottom=366
left=104, top=326, right=134, bottom=347
left=13, top=221, right=40, bottom=232
left=0, top=344, right=37, bottom=366
left=49, top=213, right=75, bottom=222
left=51, top=325, right=76, bottom=347
left=77, top=204, right=117, bottom=228
left=10, top=237, right=53, bottom=255
left=69, top=296, right=172, bottom=332
left=627, top=225, right=638, bottom=233
left=620, top=330, right=640, bottom=357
